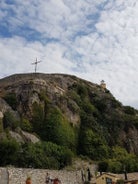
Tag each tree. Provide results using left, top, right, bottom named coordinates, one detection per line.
left=79, top=129, right=109, bottom=160
left=44, top=107, right=77, bottom=151
left=0, top=139, right=20, bottom=166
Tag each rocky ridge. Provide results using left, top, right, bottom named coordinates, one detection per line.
left=0, top=73, right=138, bottom=156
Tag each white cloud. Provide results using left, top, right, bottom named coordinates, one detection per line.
left=0, top=36, right=74, bottom=76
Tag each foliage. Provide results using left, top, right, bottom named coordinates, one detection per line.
left=1, top=75, right=138, bottom=171
left=71, top=82, right=88, bottom=98
left=98, top=146, right=138, bottom=173
left=124, top=106, right=136, bottom=115
left=107, top=160, right=122, bottom=173
left=4, top=93, right=18, bottom=110
left=80, top=110, right=98, bottom=129
left=0, top=139, right=74, bottom=169
left=98, top=160, right=109, bottom=172
left=32, top=102, right=45, bottom=134
left=16, top=141, right=73, bottom=169
left=39, top=91, right=49, bottom=102
left=20, top=118, right=33, bottom=132
left=3, top=111, right=19, bottom=130
left=123, top=115, right=138, bottom=129
left=78, top=129, right=109, bottom=160
left=111, top=146, right=129, bottom=160
left=68, top=90, right=82, bottom=106
left=42, top=141, right=73, bottom=168
left=0, top=139, right=20, bottom=166
left=44, top=107, right=77, bottom=151
left=94, top=98, right=107, bottom=112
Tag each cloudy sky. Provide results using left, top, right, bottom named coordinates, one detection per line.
left=0, top=0, right=138, bottom=109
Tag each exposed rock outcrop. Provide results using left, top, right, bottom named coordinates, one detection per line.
left=0, top=73, right=138, bottom=155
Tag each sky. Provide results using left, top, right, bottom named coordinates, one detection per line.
left=0, top=0, right=138, bottom=109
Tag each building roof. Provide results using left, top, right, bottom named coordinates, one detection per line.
left=117, top=173, right=138, bottom=181
left=96, top=172, right=138, bottom=181
left=96, top=172, right=118, bottom=179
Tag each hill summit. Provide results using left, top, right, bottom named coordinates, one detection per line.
left=0, top=73, right=138, bottom=171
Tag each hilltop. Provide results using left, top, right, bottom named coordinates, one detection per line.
left=0, top=73, right=138, bottom=172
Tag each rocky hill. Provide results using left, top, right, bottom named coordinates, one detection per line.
left=0, top=73, right=138, bottom=171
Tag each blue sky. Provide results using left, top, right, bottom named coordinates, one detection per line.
left=0, top=0, right=138, bottom=109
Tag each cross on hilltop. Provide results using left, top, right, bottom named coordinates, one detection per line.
left=31, top=58, right=42, bottom=73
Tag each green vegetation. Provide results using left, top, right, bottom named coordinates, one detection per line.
left=4, top=93, right=18, bottom=110
left=0, top=139, right=73, bottom=169
left=20, top=118, right=33, bottom=132
left=0, top=76, right=138, bottom=171
left=0, top=139, right=20, bottom=166
left=32, top=102, right=45, bottom=134
left=78, top=129, right=109, bottom=160
left=32, top=104, right=77, bottom=152
left=124, top=105, right=136, bottom=115
left=3, top=111, right=19, bottom=130
left=44, top=107, right=77, bottom=150
left=98, top=146, right=138, bottom=173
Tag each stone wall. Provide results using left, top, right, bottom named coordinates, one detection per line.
left=0, top=167, right=90, bottom=184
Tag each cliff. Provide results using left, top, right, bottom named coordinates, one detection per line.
left=0, top=73, right=138, bottom=170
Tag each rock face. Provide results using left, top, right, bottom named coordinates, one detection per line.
left=119, top=127, right=138, bottom=154
left=9, top=130, right=40, bottom=144
left=0, top=73, right=138, bottom=155
left=0, top=73, right=81, bottom=125
left=0, top=111, right=3, bottom=119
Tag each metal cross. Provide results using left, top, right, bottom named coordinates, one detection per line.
left=31, top=58, right=42, bottom=73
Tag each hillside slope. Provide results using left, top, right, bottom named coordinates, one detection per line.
left=0, top=73, right=138, bottom=170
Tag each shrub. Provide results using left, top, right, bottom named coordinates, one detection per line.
left=44, top=107, right=77, bottom=151
left=0, top=139, right=20, bottom=166
left=124, top=106, right=136, bottom=115
left=21, top=118, right=33, bottom=132
left=3, top=111, right=19, bottom=130
left=78, top=129, right=109, bottom=160
left=32, top=102, right=45, bottom=134
left=108, top=160, right=122, bottom=173
left=98, top=160, right=109, bottom=172
left=17, top=142, right=74, bottom=169
left=4, top=93, right=18, bottom=110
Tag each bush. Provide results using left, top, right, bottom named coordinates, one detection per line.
left=124, top=106, right=136, bottom=115
left=108, top=160, right=122, bottom=173
left=78, top=129, right=109, bottom=160
left=111, top=146, right=129, bottom=160
left=98, top=161, right=108, bottom=172
left=44, top=107, right=77, bottom=151
left=4, top=93, right=18, bottom=110
left=32, top=102, right=45, bottom=134
left=21, top=118, right=33, bottom=132
left=3, top=111, right=19, bottom=130
left=0, top=139, right=20, bottom=166
left=17, top=142, right=74, bottom=169
left=94, top=99, right=107, bottom=112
